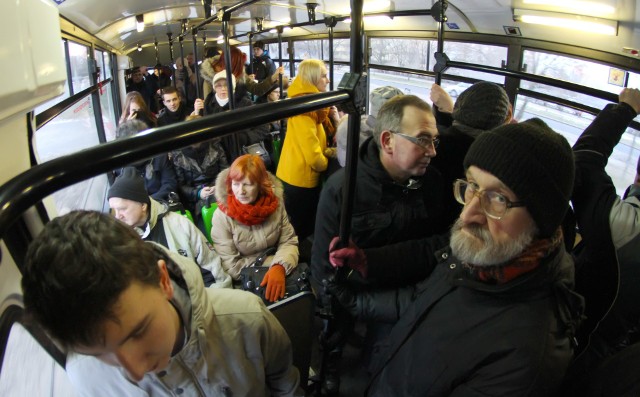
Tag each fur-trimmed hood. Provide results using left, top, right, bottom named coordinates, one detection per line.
left=214, top=167, right=284, bottom=206
left=200, top=55, right=220, bottom=82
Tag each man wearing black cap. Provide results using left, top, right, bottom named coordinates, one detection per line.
left=563, top=87, right=640, bottom=395
left=108, top=167, right=231, bottom=288
left=328, top=118, right=584, bottom=396
left=429, top=81, right=513, bottom=226
left=250, top=40, right=276, bottom=83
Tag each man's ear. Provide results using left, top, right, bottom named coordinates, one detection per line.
left=157, top=260, right=174, bottom=299
left=380, top=130, right=394, bottom=154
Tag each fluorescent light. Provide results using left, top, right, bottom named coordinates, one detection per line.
left=522, top=0, right=615, bottom=15
left=136, top=14, right=144, bottom=32
left=513, top=8, right=618, bottom=35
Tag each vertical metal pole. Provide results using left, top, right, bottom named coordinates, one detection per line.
left=167, top=33, right=176, bottom=88
left=191, top=27, right=202, bottom=99
left=179, top=36, right=187, bottom=100
left=435, top=1, right=447, bottom=85
left=221, top=7, right=240, bottom=159
left=154, top=39, right=159, bottom=64
left=328, top=24, right=335, bottom=91
left=339, top=0, right=365, bottom=244
left=248, top=33, right=254, bottom=75
left=277, top=26, right=283, bottom=95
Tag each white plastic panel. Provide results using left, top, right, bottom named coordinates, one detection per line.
left=0, top=0, right=66, bottom=121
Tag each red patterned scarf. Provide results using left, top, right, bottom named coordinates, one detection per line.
left=219, top=190, right=279, bottom=226
left=465, top=228, right=563, bottom=284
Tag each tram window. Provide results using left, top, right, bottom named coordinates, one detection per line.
left=100, top=81, right=117, bottom=142
left=322, top=39, right=350, bottom=62
left=369, top=68, right=434, bottom=103
left=442, top=42, right=506, bottom=84
left=267, top=42, right=289, bottom=61
left=294, top=40, right=322, bottom=60
left=102, top=51, right=112, bottom=80
left=33, top=95, right=109, bottom=214
left=369, top=38, right=431, bottom=70
left=68, top=41, right=91, bottom=94
left=515, top=100, right=640, bottom=197
left=522, top=50, right=623, bottom=100
left=0, top=322, right=77, bottom=396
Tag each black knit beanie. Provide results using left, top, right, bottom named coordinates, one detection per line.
left=463, top=118, right=575, bottom=238
left=452, top=82, right=510, bottom=130
left=107, top=167, right=150, bottom=206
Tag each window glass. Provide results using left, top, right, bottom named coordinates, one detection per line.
left=103, top=51, right=113, bottom=80
left=369, top=38, right=431, bottom=70
left=267, top=42, right=289, bottom=63
left=294, top=40, right=323, bottom=60
left=322, top=39, right=350, bottom=62
left=100, top=81, right=117, bottom=142
left=369, top=68, right=435, bottom=104
left=442, top=42, right=507, bottom=84
left=33, top=95, right=108, bottom=213
left=515, top=98, right=639, bottom=196
left=521, top=50, right=625, bottom=109
left=68, top=41, right=91, bottom=94
left=0, top=322, right=77, bottom=396
left=94, top=49, right=104, bottom=81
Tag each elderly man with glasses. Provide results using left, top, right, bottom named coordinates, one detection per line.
left=311, top=95, right=453, bottom=395
left=328, top=118, right=584, bottom=396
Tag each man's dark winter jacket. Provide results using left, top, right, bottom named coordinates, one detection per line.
left=311, top=136, right=453, bottom=297
left=356, top=244, right=583, bottom=397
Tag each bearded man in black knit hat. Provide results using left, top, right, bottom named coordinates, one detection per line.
left=328, top=118, right=585, bottom=396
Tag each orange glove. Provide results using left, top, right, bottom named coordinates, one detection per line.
left=260, top=264, right=286, bottom=302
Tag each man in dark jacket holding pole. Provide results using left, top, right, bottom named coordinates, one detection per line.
left=329, top=118, right=584, bottom=396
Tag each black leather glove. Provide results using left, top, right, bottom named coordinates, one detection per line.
left=325, top=276, right=359, bottom=318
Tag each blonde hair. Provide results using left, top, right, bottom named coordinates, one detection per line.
left=297, top=59, right=326, bottom=88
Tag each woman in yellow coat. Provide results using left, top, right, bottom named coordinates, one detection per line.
left=276, top=59, right=336, bottom=240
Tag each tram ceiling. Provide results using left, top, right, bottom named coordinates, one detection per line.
left=53, top=0, right=637, bottom=58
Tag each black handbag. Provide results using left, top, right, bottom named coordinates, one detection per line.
left=239, top=248, right=311, bottom=306
left=242, top=141, right=272, bottom=168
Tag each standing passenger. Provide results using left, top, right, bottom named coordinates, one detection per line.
left=563, top=87, right=640, bottom=396
left=429, top=82, right=512, bottom=225
left=335, top=86, right=404, bottom=167
left=328, top=119, right=584, bottom=396
left=276, top=59, right=337, bottom=240
left=194, top=70, right=269, bottom=161
left=311, top=95, right=450, bottom=394
left=21, top=211, right=301, bottom=396
left=250, top=41, right=277, bottom=83
left=210, top=154, right=299, bottom=302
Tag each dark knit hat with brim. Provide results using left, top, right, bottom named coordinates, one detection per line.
left=453, top=82, right=510, bottom=130
left=463, top=118, right=575, bottom=238
left=107, top=167, right=150, bottom=206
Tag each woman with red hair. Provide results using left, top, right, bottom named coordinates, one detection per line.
left=211, top=154, right=299, bottom=302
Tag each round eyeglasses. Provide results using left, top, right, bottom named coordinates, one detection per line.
left=453, top=179, right=525, bottom=220
left=390, top=131, right=439, bottom=150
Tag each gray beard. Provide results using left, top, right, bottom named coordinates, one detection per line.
left=449, top=218, right=537, bottom=266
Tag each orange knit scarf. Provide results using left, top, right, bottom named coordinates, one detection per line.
left=466, top=228, right=563, bottom=284
left=219, top=190, right=279, bottom=226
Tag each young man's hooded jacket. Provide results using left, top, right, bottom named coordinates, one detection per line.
left=65, top=244, right=301, bottom=396
left=143, top=198, right=232, bottom=289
